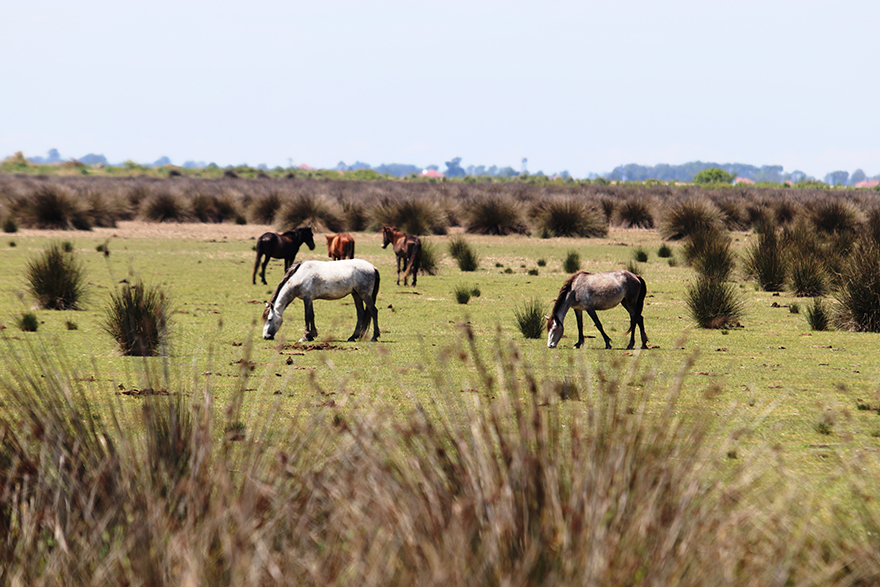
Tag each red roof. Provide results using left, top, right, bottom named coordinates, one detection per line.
left=855, top=179, right=879, bottom=188
left=734, top=177, right=755, bottom=185
left=420, top=169, right=444, bottom=178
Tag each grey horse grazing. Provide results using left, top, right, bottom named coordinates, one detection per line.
left=547, top=270, right=648, bottom=350
left=262, top=259, right=380, bottom=342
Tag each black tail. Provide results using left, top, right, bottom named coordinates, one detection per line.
left=625, top=274, right=648, bottom=335
left=372, top=268, right=381, bottom=304
left=347, top=239, right=355, bottom=259
left=403, top=240, right=422, bottom=282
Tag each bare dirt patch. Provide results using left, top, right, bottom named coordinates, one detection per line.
left=16, top=221, right=274, bottom=242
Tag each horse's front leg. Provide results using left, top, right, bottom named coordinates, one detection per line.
left=260, top=256, right=270, bottom=285
left=396, top=255, right=402, bottom=286
left=301, top=299, right=317, bottom=342
left=587, top=308, right=612, bottom=349
left=573, top=310, right=585, bottom=349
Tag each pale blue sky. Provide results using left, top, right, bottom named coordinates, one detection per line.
left=2, top=0, right=878, bottom=178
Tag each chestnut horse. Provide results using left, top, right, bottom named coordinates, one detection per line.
left=381, top=226, right=422, bottom=286
left=252, top=227, right=315, bottom=285
left=547, top=270, right=648, bottom=350
left=326, top=233, right=355, bottom=260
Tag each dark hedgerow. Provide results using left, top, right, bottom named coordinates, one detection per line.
left=685, top=277, right=744, bottom=329
left=514, top=296, right=546, bottom=339
left=102, top=281, right=170, bottom=356
left=25, top=242, right=89, bottom=310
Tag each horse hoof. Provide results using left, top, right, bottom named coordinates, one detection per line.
left=370, top=337, right=378, bottom=342
left=347, top=336, right=357, bottom=342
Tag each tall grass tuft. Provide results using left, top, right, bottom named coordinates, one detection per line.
left=20, top=184, right=92, bottom=229
left=810, top=198, right=862, bottom=235
left=370, top=196, right=447, bottom=235
left=418, top=239, right=440, bottom=275
left=16, top=311, right=39, bottom=332
left=660, top=198, right=722, bottom=240
left=806, top=297, right=830, bottom=331
left=683, top=228, right=736, bottom=282
left=563, top=249, right=581, bottom=273
left=744, top=221, right=787, bottom=291
left=141, top=189, right=189, bottom=222
left=248, top=190, right=283, bottom=224
left=464, top=194, right=528, bottom=235
left=514, top=296, right=545, bottom=338
left=102, top=281, right=169, bottom=356
left=276, top=193, right=344, bottom=232
left=448, top=236, right=479, bottom=271
left=452, top=283, right=472, bottom=304
left=614, top=197, right=655, bottom=229
left=25, top=242, right=88, bottom=310
left=686, top=276, right=744, bottom=328
left=536, top=197, right=608, bottom=238
left=833, top=239, right=880, bottom=332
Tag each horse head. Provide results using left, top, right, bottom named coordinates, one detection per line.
left=547, top=315, right=563, bottom=348
left=262, top=302, right=283, bottom=340
left=302, top=227, right=316, bottom=251
left=381, top=226, right=396, bottom=249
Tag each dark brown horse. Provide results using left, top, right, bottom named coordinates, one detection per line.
left=326, top=233, right=355, bottom=260
left=252, top=227, right=315, bottom=285
left=381, top=226, right=422, bottom=286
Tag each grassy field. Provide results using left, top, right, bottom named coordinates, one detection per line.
left=3, top=222, right=879, bottom=474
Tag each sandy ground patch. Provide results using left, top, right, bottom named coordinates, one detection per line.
left=15, top=221, right=275, bottom=241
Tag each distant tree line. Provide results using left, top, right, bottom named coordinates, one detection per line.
left=604, top=161, right=880, bottom=186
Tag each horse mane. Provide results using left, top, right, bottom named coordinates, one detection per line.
left=548, top=271, right=584, bottom=331
left=268, top=262, right=304, bottom=305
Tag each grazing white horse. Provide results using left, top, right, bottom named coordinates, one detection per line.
left=262, top=259, right=380, bottom=342
left=547, top=270, right=648, bottom=350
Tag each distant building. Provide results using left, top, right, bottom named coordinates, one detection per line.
left=420, top=169, right=444, bottom=178
left=855, top=179, right=880, bottom=189
left=733, top=177, right=755, bottom=185
left=298, top=163, right=314, bottom=170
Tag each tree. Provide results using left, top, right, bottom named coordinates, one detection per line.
left=444, top=157, right=466, bottom=178
left=693, top=168, right=735, bottom=185
left=824, top=170, right=849, bottom=186
left=851, top=169, right=867, bottom=185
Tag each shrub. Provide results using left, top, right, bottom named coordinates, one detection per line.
left=141, top=190, right=188, bottom=222
left=102, top=281, right=170, bottom=356
left=25, top=242, right=88, bottom=310
left=276, top=193, right=344, bottom=232
left=715, top=197, right=751, bottom=231
left=514, top=296, right=545, bottom=339
left=342, top=198, right=369, bottom=232
left=3, top=216, right=17, bottom=233
left=17, top=312, right=39, bottom=332
left=833, top=239, right=880, bottom=332
left=418, top=240, right=440, bottom=275
left=683, top=229, right=736, bottom=281
left=453, top=284, right=472, bottom=304
left=614, top=198, right=654, bottom=229
left=626, top=260, right=641, bottom=275
left=527, top=268, right=539, bottom=276
left=562, top=250, right=581, bottom=274
left=693, top=167, right=735, bottom=185
left=65, top=320, right=78, bottom=330
left=657, top=243, right=673, bottom=258
left=743, top=222, right=787, bottom=291
left=686, top=277, right=744, bottom=328
left=190, top=191, right=239, bottom=223
left=634, top=247, right=648, bottom=263
left=464, top=195, right=528, bottom=235
left=806, top=298, right=830, bottom=331
left=449, top=236, right=479, bottom=272
left=660, top=198, right=722, bottom=240
left=537, top=258, right=546, bottom=267
left=536, top=197, right=607, bottom=238
left=470, top=285, right=481, bottom=298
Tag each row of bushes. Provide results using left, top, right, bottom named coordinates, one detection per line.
left=5, top=325, right=880, bottom=585
left=3, top=174, right=880, bottom=238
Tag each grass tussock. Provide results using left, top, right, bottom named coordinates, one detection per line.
left=806, top=297, right=830, bottom=331
left=514, top=296, right=545, bottom=338
left=686, top=276, right=744, bottom=328
left=1, top=329, right=877, bottom=585
left=614, top=197, right=655, bottom=229
left=101, top=280, right=170, bottom=356
left=834, top=239, right=880, bottom=332
left=744, top=221, right=787, bottom=291
left=464, top=194, right=528, bottom=235
left=535, top=197, right=608, bottom=238
left=19, top=184, right=92, bottom=230
left=448, top=236, right=479, bottom=272
left=683, top=228, right=736, bottom=282
left=25, top=242, right=89, bottom=310
left=562, top=250, right=581, bottom=274
left=276, top=193, right=344, bottom=232
left=141, top=189, right=189, bottom=222
left=370, top=196, right=447, bottom=235
left=660, top=198, right=723, bottom=240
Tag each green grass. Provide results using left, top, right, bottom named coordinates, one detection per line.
left=1, top=226, right=880, bottom=486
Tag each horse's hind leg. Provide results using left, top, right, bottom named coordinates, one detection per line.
left=637, top=314, right=648, bottom=349
left=349, top=293, right=365, bottom=341
left=587, top=308, right=612, bottom=349
left=365, top=297, right=379, bottom=341
left=260, top=256, right=271, bottom=285
left=252, top=252, right=262, bottom=285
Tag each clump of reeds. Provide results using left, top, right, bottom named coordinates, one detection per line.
left=660, top=198, right=723, bottom=240
left=562, top=249, right=581, bottom=273
left=370, top=195, right=447, bottom=235
left=276, top=193, right=344, bottom=232
left=805, top=297, right=830, bottom=331
left=25, top=242, right=89, bottom=310
left=141, top=189, right=189, bottom=222
left=514, top=296, right=545, bottom=338
left=686, top=276, right=744, bottom=328
left=248, top=190, right=284, bottom=224
left=833, top=238, right=880, bottom=332
left=453, top=283, right=472, bottom=304
left=464, top=194, right=528, bottom=235
left=448, top=236, right=479, bottom=271
left=535, top=197, right=608, bottom=238
left=101, top=280, right=169, bottom=356
left=683, top=228, right=736, bottom=282
left=614, top=197, right=655, bottom=229
left=19, top=184, right=92, bottom=229
left=743, top=220, right=787, bottom=291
